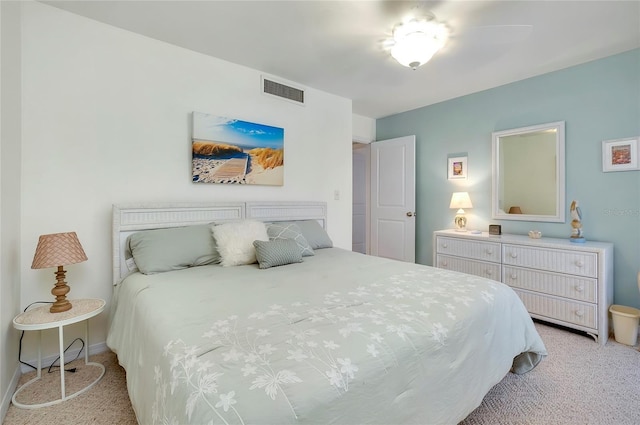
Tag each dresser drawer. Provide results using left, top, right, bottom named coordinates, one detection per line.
left=436, top=254, right=501, bottom=281
left=436, top=236, right=501, bottom=263
left=503, top=266, right=597, bottom=303
left=502, top=244, right=597, bottom=278
left=513, top=289, right=597, bottom=329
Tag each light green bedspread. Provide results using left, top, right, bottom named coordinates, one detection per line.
left=107, top=248, right=546, bottom=425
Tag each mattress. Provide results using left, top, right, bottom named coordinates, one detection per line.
left=107, top=247, right=546, bottom=424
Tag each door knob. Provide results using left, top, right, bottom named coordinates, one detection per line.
left=406, top=212, right=416, bottom=217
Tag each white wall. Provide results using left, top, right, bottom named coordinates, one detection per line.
left=19, top=2, right=353, bottom=361
left=352, top=114, right=375, bottom=143
left=0, top=1, right=23, bottom=419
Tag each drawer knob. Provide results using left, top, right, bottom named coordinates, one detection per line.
left=576, top=260, right=584, bottom=267
left=575, top=310, right=584, bottom=317
left=442, top=243, right=448, bottom=249
left=510, top=273, right=517, bottom=280
left=441, top=261, right=448, bottom=267
left=510, top=252, right=518, bottom=258
left=574, top=284, right=584, bottom=292
left=485, top=270, right=492, bottom=276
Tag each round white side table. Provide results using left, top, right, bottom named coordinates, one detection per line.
left=12, top=298, right=106, bottom=409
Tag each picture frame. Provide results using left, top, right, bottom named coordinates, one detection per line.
left=602, top=137, right=639, bottom=172
left=448, top=156, right=468, bottom=180
left=488, top=224, right=502, bottom=235
left=192, top=111, right=285, bottom=185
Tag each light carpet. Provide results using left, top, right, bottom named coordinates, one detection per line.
left=3, top=322, right=639, bottom=425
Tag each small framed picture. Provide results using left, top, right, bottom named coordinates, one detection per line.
left=448, top=156, right=468, bottom=180
left=602, top=137, right=639, bottom=172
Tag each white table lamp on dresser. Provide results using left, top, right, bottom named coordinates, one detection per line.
left=434, top=229, right=614, bottom=345
left=449, top=192, right=473, bottom=232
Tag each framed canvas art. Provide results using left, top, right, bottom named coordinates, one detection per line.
left=448, top=156, right=468, bottom=180
left=602, top=137, right=639, bottom=172
left=192, top=111, right=284, bottom=185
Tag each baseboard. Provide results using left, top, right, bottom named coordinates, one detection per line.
left=1, top=365, right=21, bottom=422
left=19, top=340, right=109, bottom=374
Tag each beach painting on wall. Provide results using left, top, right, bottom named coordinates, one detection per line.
left=192, top=111, right=284, bottom=185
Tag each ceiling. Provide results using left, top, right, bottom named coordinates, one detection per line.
left=44, top=1, right=640, bottom=119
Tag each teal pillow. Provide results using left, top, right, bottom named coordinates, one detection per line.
left=128, top=224, right=219, bottom=274
left=294, top=220, right=333, bottom=249
left=267, top=222, right=314, bottom=257
left=253, top=239, right=303, bottom=269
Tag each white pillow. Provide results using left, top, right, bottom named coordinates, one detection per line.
left=212, top=220, right=269, bottom=266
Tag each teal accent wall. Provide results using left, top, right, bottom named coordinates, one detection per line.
left=377, top=49, right=640, bottom=309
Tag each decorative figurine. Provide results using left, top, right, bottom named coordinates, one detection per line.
left=569, top=200, right=586, bottom=243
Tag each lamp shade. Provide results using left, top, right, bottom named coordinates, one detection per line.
left=390, top=18, right=447, bottom=69
left=449, top=192, right=473, bottom=210
left=31, top=232, right=87, bottom=269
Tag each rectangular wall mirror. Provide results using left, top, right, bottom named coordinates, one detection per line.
left=492, top=121, right=565, bottom=222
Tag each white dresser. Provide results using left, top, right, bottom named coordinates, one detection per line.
left=433, top=229, right=614, bottom=345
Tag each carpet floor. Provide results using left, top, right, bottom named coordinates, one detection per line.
left=3, top=322, right=639, bottom=425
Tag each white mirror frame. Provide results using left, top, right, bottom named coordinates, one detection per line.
left=491, top=121, right=566, bottom=223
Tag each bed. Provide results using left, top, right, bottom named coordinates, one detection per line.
left=108, top=201, right=547, bottom=425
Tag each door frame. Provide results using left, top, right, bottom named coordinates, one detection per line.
left=352, top=142, right=370, bottom=254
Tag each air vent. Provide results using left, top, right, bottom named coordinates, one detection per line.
left=262, top=76, right=305, bottom=105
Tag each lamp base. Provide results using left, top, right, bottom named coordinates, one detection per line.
left=50, top=266, right=73, bottom=313
left=50, top=299, right=72, bottom=313
left=454, top=214, right=467, bottom=232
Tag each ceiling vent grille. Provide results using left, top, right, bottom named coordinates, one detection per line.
left=262, top=76, right=305, bottom=105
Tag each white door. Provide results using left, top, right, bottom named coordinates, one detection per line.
left=370, top=136, right=416, bottom=262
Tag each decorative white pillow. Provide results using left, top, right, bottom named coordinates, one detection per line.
left=212, top=220, right=269, bottom=267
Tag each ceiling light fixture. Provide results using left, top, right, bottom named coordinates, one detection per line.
left=390, top=18, right=448, bottom=70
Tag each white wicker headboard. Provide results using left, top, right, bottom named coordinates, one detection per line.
left=112, top=201, right=327, bottom=284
